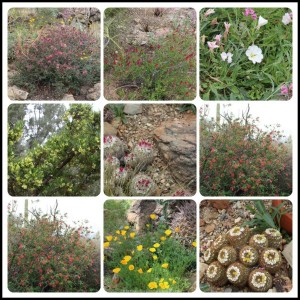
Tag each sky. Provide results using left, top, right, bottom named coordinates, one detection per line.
left=10, top=199, right=101, bottom=233
left=202, top=102, right=294, bottom=137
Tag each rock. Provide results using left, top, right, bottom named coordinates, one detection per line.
left=282, top=241, right=292, bottom=267
left=200, top=263, right=208, bottom=280
left=211, top=200, right=230, bottom=210
left=203, top=207, right=219, bottom=224
left=87, top=82, right=100, bottom=100
left=200, top=219, right=205, bottom=226
left=62, top=94, right=75, bottom=100
left=104, top=122, right=117, bottom=136
left=234, top=217, right=242, bottom=224
left=274, top=276, right=292, bottom=292
left=80, top=86, right=90, bottom=96
left=8, top=85, right=28, bottom=100
left=153, top=115, right=196, bottom=191
left=224, top=287, right=232, bottom=292
left=124, top=104, right=143, bottom=115
left=205, top=223, right=215, bottom=233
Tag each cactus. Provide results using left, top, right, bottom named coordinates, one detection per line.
left=239, top=245, right=259, bottom=267
left=129, top=174, right=157, bottom=196
left=113, top=167, right=129, bottom=184
left=212, top=234, right=228, bottom=252
left=104, top=155, right=120, bottom=169
left=259, top=248, right=282, bottom=274
left=249, top=234, right=269, bottom=252
left=264, top=228, right=282, bottom=249
left=170, top=201, right=196, bottom=247
left=206, top=261, right=228, bottom=287
left=217, top=246, right=237, bottom=267
left=248, top=269, right=273, bottom=292
left=227, top=226, right=251, bottom=249
left=104, top=135, right=125, bottom=159
left=132, top=140, right=155, bottom=170
left=203, top=247, right=218, bottom=264
left=226, top=262, right=249, bottom=287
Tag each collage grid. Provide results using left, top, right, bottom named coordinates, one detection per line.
left=2, top=2, right=298, bottom=298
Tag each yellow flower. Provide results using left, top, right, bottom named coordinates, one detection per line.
left=114, top=237, right=118, bottom=241
left=192, top=241, right=197, bottom=247
left=128, top=264, right=134, bottom=271
left=130, top=232, right=136, bottom=238
left=131, top=250, right=135, bottom=255
left=104, top=242, right=110, bottom=249
left=147, top=268, right=152, bottom=273
left=124, top=225, right=130, bottom=230
left=148, top=282, right=158, bottom=289
left=123, top=255, right=131, bottom=262
left=150, top=214, right=157, bottom=220
left=137, top=245, right=143, bottom=251
left=175, top=227, right=180, bottom=232
left=172, top=280, right=176, bottom=284
left=161, top=263, right=169, bottom=269
left=120, top=259, right=128, bottom=265
left=138, top=268, right=143, bottom=274
left=159, top=278, right=165, bottom=283
left=153, top=255, right=158, bottom=260
left=116, top=230, right=121, bottom=235
left=149, top=248, right=156, bottom=253
left=146, top=224, right=150, bottom=228
left=112, top=267, right=121, bottom=273
left=165, top=229, right=172, bottom=236
left=121, top=230, right=127, bottom=236
left=159, top=281, right=170, bottom=289
left=160, top=236, right=166, bottom=241
left=153, top=243, right=160, bottom=248
left=106, top=235, right=113, bottom=241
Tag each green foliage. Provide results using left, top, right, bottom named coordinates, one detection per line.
left=8, top=104, right=100, bottom=196
left=178, top=104, right=196, bottom=114
left=200, top=8, right=292, bottom=100
left=8, top=201, right=100, bottom=292
left=243, top=200, right=292, bottom=232
left=200, top=109, right=292, bottom=196
left=104, top=205, right=196, bottom=292
left=107, top=104, right=127, bottom=124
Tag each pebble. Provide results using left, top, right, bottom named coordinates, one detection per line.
left=205, top=223, right=216, bottom=233
left=234, top=217, right=241, bottom=224
left=200, top=263, right=208, bottom=280
left=224, top=287, right=232, bottom=292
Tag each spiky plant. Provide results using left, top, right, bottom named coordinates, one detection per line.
left=206, top=261, right=228, bottom=287
left=248, top=269, right=273, bottom=292
left=259, top=248, right=282, bottom=274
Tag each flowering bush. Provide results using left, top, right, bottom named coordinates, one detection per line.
left=200, top=111, right=292, bottom=196
left=8, top=202, right=100, bottom=292
left=13, top=24, right=100, bottom=97
left=200, top=8, right=292, bottom=100
left=104, top=212, right=196, bottom=292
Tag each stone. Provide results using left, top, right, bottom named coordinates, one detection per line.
left=211, top=200, right=230, bottom=210
left=205, top=223, right=215, bottom=233
left=203, top=207, right=219, bottom=224
left=282, top=241, right=292, bottom=267
left=8, top=85, right=28, bottom=100
left=153, top=114, right=196, bottom=191
left=104, top=122, right=117, bottom=136
left=200, top=219, right=205, bottom=227
left=200, top=263, right=208, bottom=280
left=62, top=94, right=75, bottom=100
left=86, top=82, right=100, bottom=100
left=234, top=217, right=242, bottom=224
left=224, top=287, right=232, bottom=292
left=124, top=104, right=143, bottom=115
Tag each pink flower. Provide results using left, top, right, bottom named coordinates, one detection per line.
left=137, top=59, right=142, bottom=66
left=207, top=41, right=219, bottom=52
left=215, top=34, right=222, bottom=45
left=251, top=13, right=257, bottom=20
left=280, top=85, right=289, bottom=95
left=224, top=22, right=231, bottom=34
left=204, top=9, right=215, bottom=17
left=244, top=8, right=255, bottom=16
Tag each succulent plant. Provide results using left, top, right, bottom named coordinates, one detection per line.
left=104, top=155, right=120, bottom=170
left=132, top=140, right=155, bottom=170
left=172, top=189, right=192, bottom=197
left=248, top=269, right=273, bottom=292
left=239, top=245, right=259, bottom=267
left=129, top=174, right=157, bottom=196
left=124, top=152, right=138, bottom=168
left=226, top=262, right=249, bottom=287
left=170, top=201, right=196, bottom=247
left=264, top=228, right=282, bottom=249
left=212, top=234, right=228, bottom=252
left=104, top=135, right=126, bottom=159
left=104, top=108, right=114, bottom=123
left=203, top=247, right=219, bottom=264
left=227, top=226, right=251, bottom=249
left=206, top=261, right=228, bottom=287
left=249, top=234, right=269, bottom=252
left=113, top=167, right=129, bottom=184
left=259, top=248, right=282, bottom=274
left=217, top=246, right=237, bottom=267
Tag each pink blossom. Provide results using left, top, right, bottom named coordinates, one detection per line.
left=215, top=34, right=222, bottom=45
left=280, top=85, right=289, bottom=95
left=224, top=22, right=231, bottom=34
left=251, top=13, right=257, bottom=20
left=204, top=9, right=215, bottom=17
left=207, top=41, right=219, bottom=52
left=244, top=8, right=255, bottom=16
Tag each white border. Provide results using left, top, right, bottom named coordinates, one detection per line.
left=2, top=2, right=298, bottom=298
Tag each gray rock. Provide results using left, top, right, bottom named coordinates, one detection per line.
left=62, top=94, right=75, bottom=100
left=153, top=114, right=196, bottom=191
left=124, top=104, right=143, bottom=115
left=8, top=85, right=28, bottom=100
left=200, top=263, right=208, bottom=280
left=104, top=122, right=117, bottom=136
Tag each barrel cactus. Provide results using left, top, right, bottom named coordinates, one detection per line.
left=227, top=226, right=251, bottom=249
left=217, top=246, right=237, bottom=267
left=104, top=135, right=125, bottom=159
left=249, top=234, right=269, bottom=252
left=113, top=167, right=129, bottom=184
left=104, top=155, right=120, bottom=170
left=239, top=245, right=259, bottom=267
left=132, top=140, right=155, bottom=170
left=206, top=261, right=228, bottom=287
left=226, top=262, right=249, bottom=287
left=259, top=248, right=282, bottom=274
left=264, top=228, right=282, bottom=249
left=129, top=174, right=157, bottom=196
left=203, top=247, right=219, bottom=264
left=248, top=269, right=273, bottom=292
left=212, top=234, right=228, bottom=252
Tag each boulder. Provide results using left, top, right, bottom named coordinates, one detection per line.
left=8, top=85, right=28, bottom=100
left=86, top=82, right=100, bottom=100
left=124, top=104, right=143, bottom=115
left=104, top=122, right=117, bottom=136
left=153, top=114, right=196, bottom=191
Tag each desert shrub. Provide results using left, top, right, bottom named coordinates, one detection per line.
left=12, top=24, right=100, bottom=96
left=200, top=113, right=292, bottom=196
left=8, top=202, right=100, bottom=292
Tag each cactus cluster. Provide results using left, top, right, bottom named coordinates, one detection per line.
left=204, top=227, right=284, bottom=292
left=104, top=136, right=157, bottom=196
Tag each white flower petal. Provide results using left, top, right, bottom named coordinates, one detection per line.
left=221, top=52, right=228, bottom=61
left=258, top=16, right=268, bottom=28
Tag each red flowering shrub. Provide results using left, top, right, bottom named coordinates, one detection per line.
left=13, top=24, right=100, bottom=96
left=200, top=115, right=292, bottom=196
left=8, top=204, right=100, bottom=292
